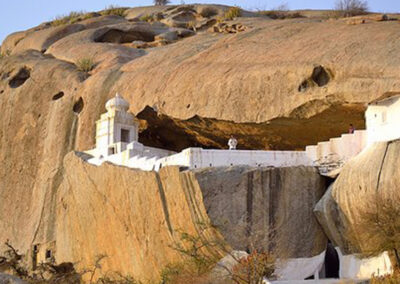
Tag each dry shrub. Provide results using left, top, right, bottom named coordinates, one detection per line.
left=231, top=251, right=275, bottom=284
left=51, top=11, right=95, bottom=26
left=100, top=5, right=128, bottom=17
left=139, top=14, right=153, bottom=22
left=334, top=0, right=369, bottom=17
left=370, top=269, right=400, bottom=284
left=154, top=0, right=170, bottom=5
left=76, top=58, right=95, bottom=72
left=258, top=10, right=304, bottom=19
left=200, top=7, right=219, bottom=18
left=224, top=7, right=242, bottom=20
left=347, top=194, right=400, bottom=268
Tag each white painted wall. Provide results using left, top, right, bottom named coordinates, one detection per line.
left=366, top=96, right=400, bottom=145
left=274, top=251, right=325, bottom=280
left=305, top=130, right=368, bottom=167
left=336, top=248, right=392, bottom=279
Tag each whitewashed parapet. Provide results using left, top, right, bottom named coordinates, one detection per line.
left=159, top=148, right=313, bottom=169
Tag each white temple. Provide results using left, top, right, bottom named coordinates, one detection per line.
left=85, top=94, right=313, bottom=171
left=85, top=93, right=400, bottom=174
left=84, top=93, right=399, bottom=281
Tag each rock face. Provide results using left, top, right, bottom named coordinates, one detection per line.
left=0, top=3, right=399, bottom=282
left=2, top=5, right=400, bottom=152
left=0, top=150, right=328, bottom=282
left=195, top=166, right=327, bottom=258
left=55, top=152, right=225, bottom=282
left=314, top=140, right=400, bottom=253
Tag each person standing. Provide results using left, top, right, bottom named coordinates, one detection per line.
left=349, top=124, right=355, bottom=134
left=228, top=135, right=238, bottom=150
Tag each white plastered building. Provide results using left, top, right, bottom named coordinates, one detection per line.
left=365, top=94, right=400, bottom=145
left=85, top=94, right=314, bottom=171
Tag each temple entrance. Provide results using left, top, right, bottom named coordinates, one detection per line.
left=121, top=129, right=130, bottom=143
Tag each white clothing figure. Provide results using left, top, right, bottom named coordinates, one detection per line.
left=228, top=136, right=238, bottom=150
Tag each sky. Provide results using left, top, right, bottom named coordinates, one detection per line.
left=1, top=0, right=399, bottom=44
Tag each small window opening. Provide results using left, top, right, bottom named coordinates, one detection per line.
left=45, top=249, right=52, bottom=259
left=108, top=147, right=115, bottom=155
left=121, top=129, right=130, bottom=143
left=209, top=163, right=212, bottom=167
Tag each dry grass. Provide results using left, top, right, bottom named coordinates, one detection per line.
left=100, top=5, right=128, bottom=17
left=370, top=269, right=400, bottom=283
left=224, top=7, right=242, bottom=20
left=200, top=7, right=219, bottom=18
left=346, top=195, right=400, bottom=268
left=51, top=11, right=96, bottom=26
left=0, top=50, right=11, bottom=58
left=76, top=58, right=95, bottom=72
left=231, top=251, right=275, bottom=284
left=139, top=14, right=153, bottom=22
left=258, top=10, right=304, bottom=19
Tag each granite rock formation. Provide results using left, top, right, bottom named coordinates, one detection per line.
left=315, top=140, right=400, bottom=253
left=1, top=3, right=400, bottom=282
left=195, top=166, right=327, bottom=258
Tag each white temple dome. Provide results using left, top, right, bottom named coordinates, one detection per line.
left=105, top=93, right=130, bottom=112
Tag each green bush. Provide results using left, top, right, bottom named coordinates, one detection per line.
left=100, top=5, right=128, bottom=17
left=224, top=6, right=242, bottom=20
left=76, top=58, right=95, bottom=72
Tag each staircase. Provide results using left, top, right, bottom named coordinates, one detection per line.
left=305, top=130, right=368, bottom=176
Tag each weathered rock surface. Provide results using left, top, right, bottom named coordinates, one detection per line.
left=196, top=166, right=327, bottom=258
left=314, top=140, right=400, bottom=253
left=0, top=274, right=27, bottom=284
left=0, top=3, right=400, bottom=281
left=2, top=5, right=400, bottom=152
left=53, top=152, right=225, bottom=282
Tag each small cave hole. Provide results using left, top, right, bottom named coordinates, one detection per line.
left=52, top=92, right=64, bottom=101
left=73, top=97, right=84, bottom=114
left=0, top=90, right=4, bottom=94
left=298, top=80, right=309, bottom=92
left=311, top=65, right=330, bottom=87
left=324, top=242, right=340, bottom=278
left=45, top=249, right=52, bottom=259
left=95, top=29, right=155, bottom=44
left=9, top=67, right=31, bottom=88
left=186, top=104, right=191, bottom=109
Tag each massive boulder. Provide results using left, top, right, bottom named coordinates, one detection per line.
left=2, top=6, right=400, bottom=152
left=54, top=152, right=225, bottom=282
left=314, top=140, right=400, bottom=253
left=195, top=166, right=327, bottom=258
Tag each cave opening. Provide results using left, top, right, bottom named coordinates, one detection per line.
left=311, top=65, right=330, bottom=87
left=95, top=29, right=155, bottom=44
left=324, top=242, right=340, bottom=278
left=136, top=103, right=365, bottom=153
left=9, top=67, right=31, bottom=88
left=73, top=97, right=84, bottom=114
left=52, top=92, right=64, bottom=101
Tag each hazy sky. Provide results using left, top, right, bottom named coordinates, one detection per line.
left=1, top=0, right=399, bottom=44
